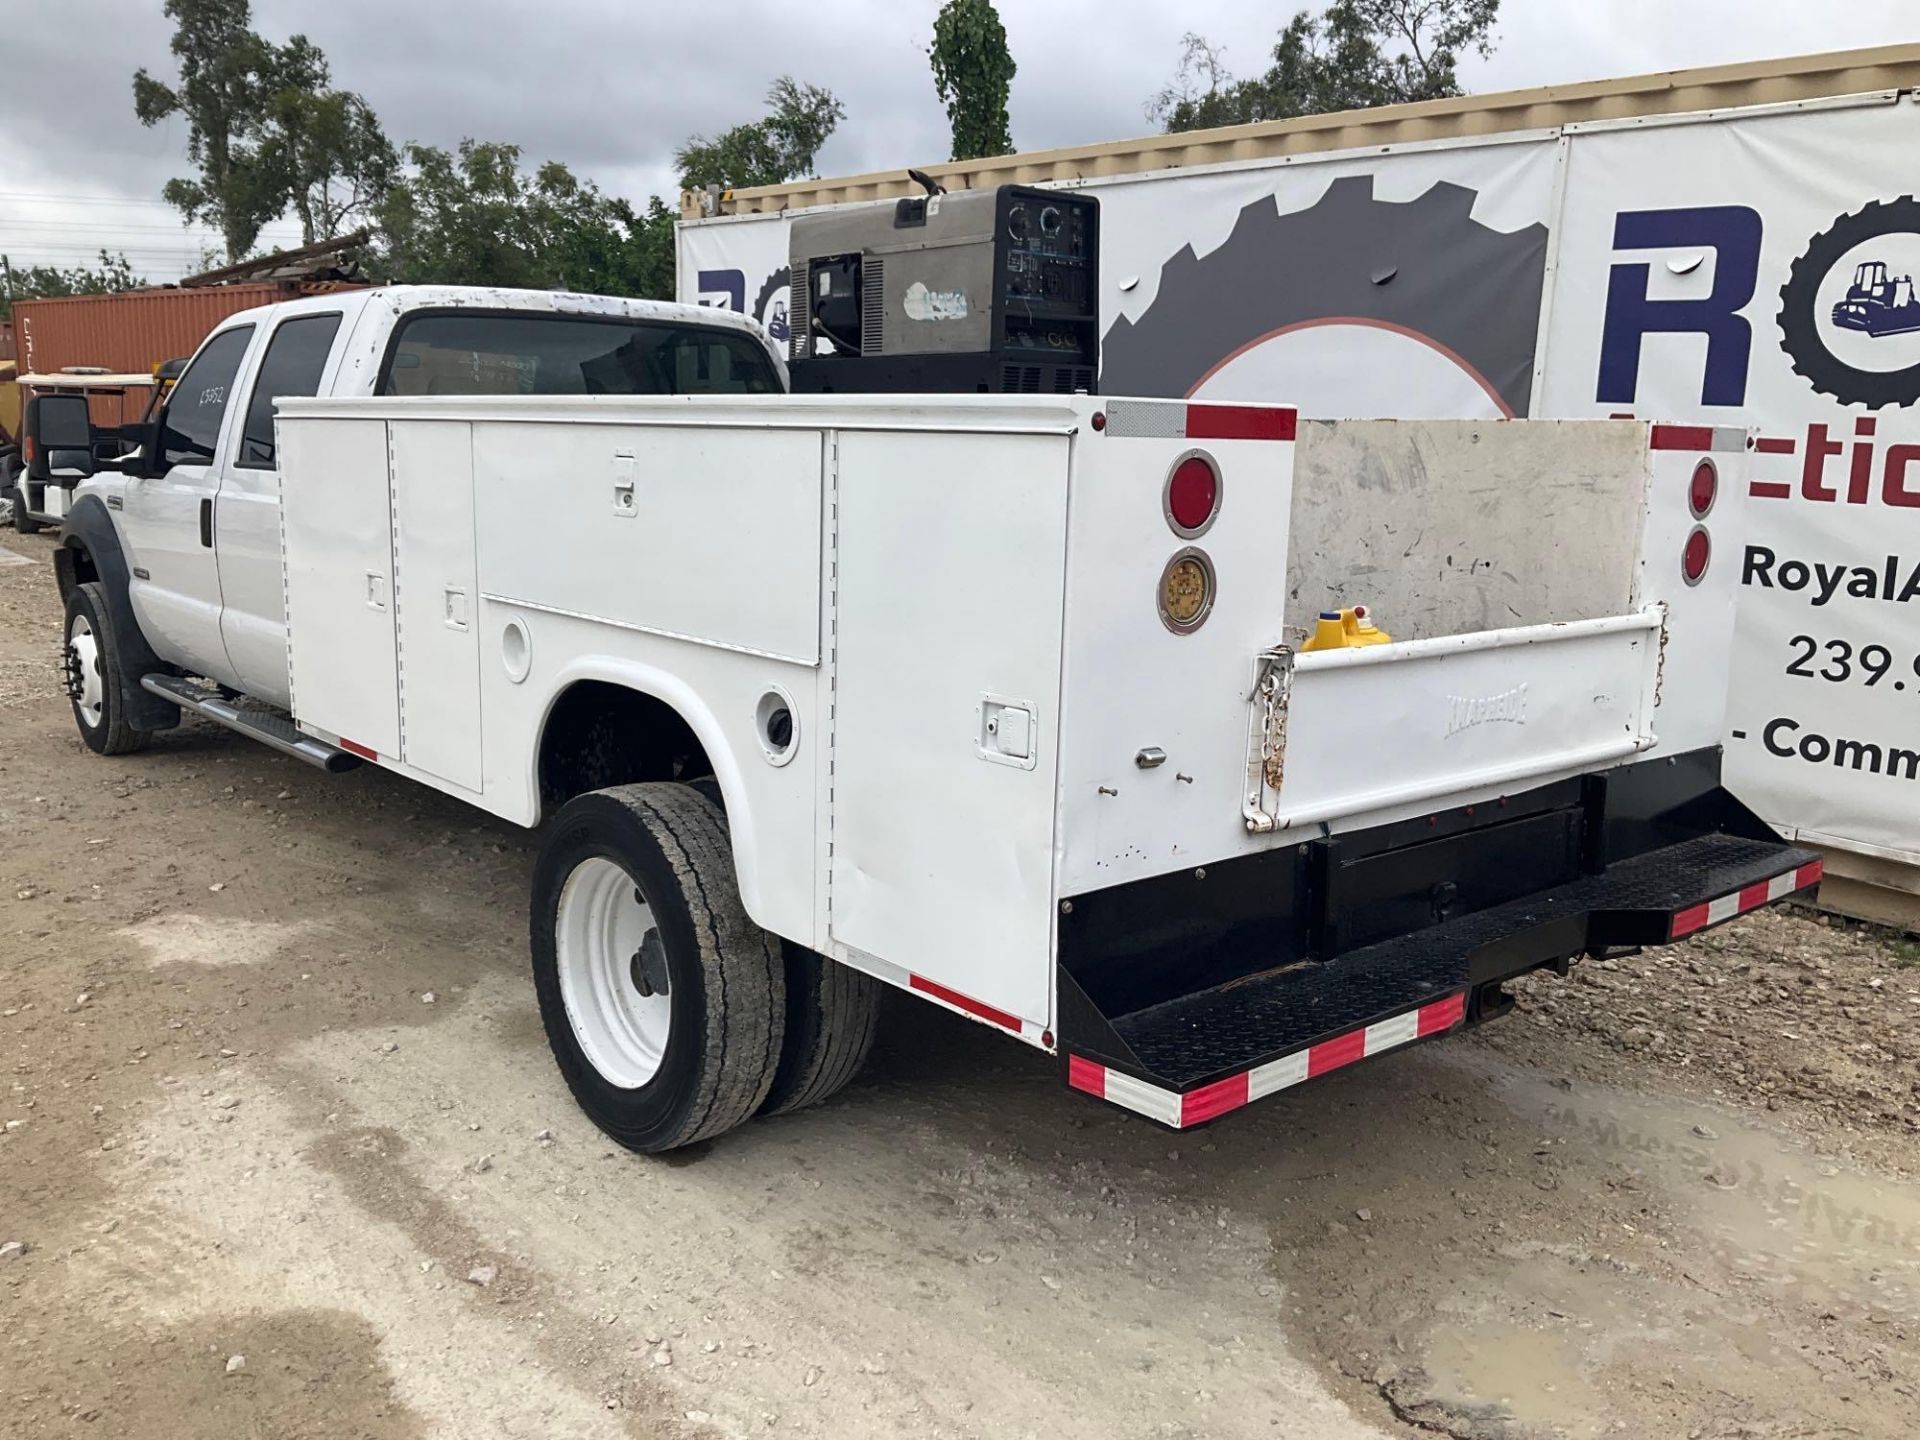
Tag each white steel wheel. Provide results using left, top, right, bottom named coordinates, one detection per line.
left=554, top=857, right=673, bottom=1089
left=66, top=610, right=105, bottom=731
left=62, top=581, right=148, bottom=756
left=529, top=782, right=784, bottom=1152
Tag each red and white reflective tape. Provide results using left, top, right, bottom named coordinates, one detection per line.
left=1101, top=399, right=1297, bottom=443
left=1649, top=422, right=1747, bottom=453
left=908, top=974, right=1050, bottom=1043
left=1669, top=858, right=1822, bottom=939
left=1067, top=990, right=1466, bottom=1130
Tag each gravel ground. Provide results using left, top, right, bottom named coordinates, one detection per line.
left=2, top=528, right=1916, bottom=1440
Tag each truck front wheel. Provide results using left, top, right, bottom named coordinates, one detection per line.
left=63, top=581, right=149, bottom=755
left=530, top=782, right=785, bottom=1152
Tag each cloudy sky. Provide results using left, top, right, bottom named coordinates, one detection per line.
left=3, top=0, right=1916, bottom=282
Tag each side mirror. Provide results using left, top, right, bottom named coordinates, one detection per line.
left=24, top=394, right=97, bottom=482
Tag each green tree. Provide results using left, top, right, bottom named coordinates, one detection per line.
left=374, top=140, right=670, bottom=297
left=0, top=252, right=145, bottom=322
left=1149, top=0, right=1499, bottom=132
left=929, top=0, right=1016, bottom=161
left=254, top=36, right=396, bottom=244
left=675, top=77, right=846, bottom=192
left=133, top=0, right=279, bottom=261
left=134, top=0, right=395, bottom=259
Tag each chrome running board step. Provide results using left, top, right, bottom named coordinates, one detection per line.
left=140, top=674, right=362, bottom=773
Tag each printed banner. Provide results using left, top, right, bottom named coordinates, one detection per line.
left=1540, top=97, right=1920, bottom=862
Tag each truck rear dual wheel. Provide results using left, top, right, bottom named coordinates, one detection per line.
left=531, top=782, right=885, bottom=1151
left=63, top=581, right=149, bottom=756
left=532, top=782, right=787, bottom=1152
left=680, top=772, right=882, bottom=1117
left=761, top=942, right=882, bottom=1116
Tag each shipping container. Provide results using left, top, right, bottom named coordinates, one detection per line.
left=10, top=281, right=365, bottom=379
left=686, top=43, right=1920, bottom=216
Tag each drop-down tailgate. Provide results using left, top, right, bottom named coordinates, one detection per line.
left=1245, top=609, right=1666, bottom=833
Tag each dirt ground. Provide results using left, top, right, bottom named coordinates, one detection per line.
left=2, top=527, right=1916, bottom=1440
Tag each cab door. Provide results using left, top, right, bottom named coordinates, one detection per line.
left=217, top=310, right=346, bottom=707
left=122, top=324, right=254, bottom=681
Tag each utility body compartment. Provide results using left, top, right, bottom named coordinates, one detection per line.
left=273, top=394, right=1818, bottom=1129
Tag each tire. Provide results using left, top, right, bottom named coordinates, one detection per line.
left=759, top=945, right=883, bottom=1117
left=12, top=485, right=44, bottom=535
left=530, top=782, right=784, bottom=1152
left=63, top=581, right=149, bottom=756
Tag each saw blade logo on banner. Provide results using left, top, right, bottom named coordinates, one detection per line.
left=1100, top=176, right=1548, bottom=416
left=1779, top=196, right=1920, bottom=410
left=753, top=268, right=792, bottom=345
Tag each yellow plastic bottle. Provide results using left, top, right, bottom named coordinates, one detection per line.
left=1345, top=604, right=1392, bottom=646
left=1301, top=606, right=1392, bottom=651
left=1302, top=611, right=1348, bottom=652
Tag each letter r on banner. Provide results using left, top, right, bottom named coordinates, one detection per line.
left=1597, top=206, right=1763, bottom=407
left=696, top=268, right=746, bottom=312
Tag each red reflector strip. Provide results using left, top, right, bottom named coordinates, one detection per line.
left=1306, top=1028, right=1366, bottom=1078
left=909, top=974, right=1023, bottom=1033
left=1669, top=858, right=1822, bottom=939
left=1068, top=988, right=1467, bottom=1131
left=1754, top=436, right=1796, bottom=454
left=1066, top=1054, right=1107, bottom=1098
left=1179, top=1072, right=1250, bottom=1127
left=1186, top=403, right=1297, bottom=442
left=1417, top=990, right=1466, bottom=1035
left=1649, top=423, right=1716, bottom=451
left=339, top=738, right=378, bottom=761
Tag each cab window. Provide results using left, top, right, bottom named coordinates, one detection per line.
left=379, top=312, right=781, bottom=397
left=161, top=326, right=254, bottom=469
left=236, top=314, right=343, bottom=469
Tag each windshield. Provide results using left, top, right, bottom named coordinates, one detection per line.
left=379, top=312, right=781, bottom=398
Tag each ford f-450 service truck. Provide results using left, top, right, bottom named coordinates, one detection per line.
left=41, top=282, right=1819, bottom=1152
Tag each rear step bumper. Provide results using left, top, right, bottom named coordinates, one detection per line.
left=1063, top=832, right=1821, bottom=1130
left=141, top=674, right=362, bottom=773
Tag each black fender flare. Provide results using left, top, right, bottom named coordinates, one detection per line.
left=58, top=495, right=179, bottom=731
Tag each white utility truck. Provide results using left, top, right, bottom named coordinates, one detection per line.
left=42, top=281, right=1819, bottom=1152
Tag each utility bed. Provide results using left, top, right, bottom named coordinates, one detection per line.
left=267, top=392, right=1812, bottom=1131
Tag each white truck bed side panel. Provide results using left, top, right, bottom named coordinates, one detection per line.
left=1630, top=436, right=1751, bottom=757
left=470, top=423, right=824, bottom=665
left=1285, top=419, right=1649, bottom=638
left=279, top=417, right=400, bottom=757
left=1055, top=424, right=1297, bottom=897
left=392, top=420, right=483, bottom=791
left=828, top=429, right=1069, bottom=1026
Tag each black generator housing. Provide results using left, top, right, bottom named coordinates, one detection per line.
left=786, top=184, right=1099, bottom=395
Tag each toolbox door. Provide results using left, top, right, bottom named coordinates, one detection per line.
left=279, top=416, right=400, bottom=758
left=391, top=420, right=482, bottom=791
left=828, top=429, right=1068, bottom=1027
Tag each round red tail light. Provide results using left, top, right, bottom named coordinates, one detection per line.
left=1681, top=525, right=1711, bottom=585
left=1165, top=453, right=1220, bottom=536
left=1688, top=458, right=1718, bottom=518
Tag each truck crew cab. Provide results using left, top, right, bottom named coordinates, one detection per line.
left=45, top=272, right=1819, bottom=1155
left=49, top=286, right=784, bottom=753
